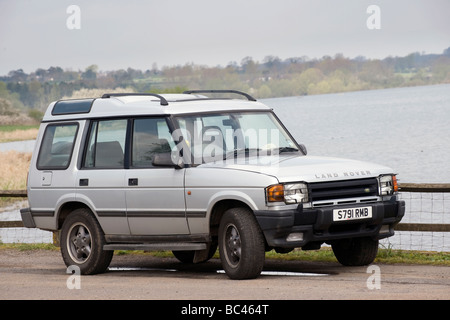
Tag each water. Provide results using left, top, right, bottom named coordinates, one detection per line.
left=263, top=83, right=450, bottom=184
left=1, top=84, right=449, bottom=250
left=0, top=139, right=35, bottom=152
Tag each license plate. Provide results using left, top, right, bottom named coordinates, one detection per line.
left=333, top=206, right=372, bottom=221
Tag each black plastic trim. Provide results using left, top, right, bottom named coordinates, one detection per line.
left=254, top=199, right=405, bottom=248
left=102, top=93, right=169, bottom=106
left=183, top=90, right=257, bottom=101
left=20, top=208, right=36, bottom=228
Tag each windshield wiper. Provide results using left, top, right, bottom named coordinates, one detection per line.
left=224, top=148, right=261, bottom=159
left=224, top=147, right=298, bottom=159
left=276, top=147, right=299, bottom=153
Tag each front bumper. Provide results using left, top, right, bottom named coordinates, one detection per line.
left=254, top=196, right=405, bottom=248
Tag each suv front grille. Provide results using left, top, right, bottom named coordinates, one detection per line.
left=309, top=178, right=378, bottom=203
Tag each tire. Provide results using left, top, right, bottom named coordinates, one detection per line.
left=218, top=207, right=265, bottom=280
left=172, top=242, right=218, bottom=264
left=331, top=237, right=379, bottom=266
left=60, top=207, right=113, bottom=275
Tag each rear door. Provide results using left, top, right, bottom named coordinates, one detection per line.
left=76, top=119, right=129, bottom=235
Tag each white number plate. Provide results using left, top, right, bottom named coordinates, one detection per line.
left=333, top=206, right=372, bottom=221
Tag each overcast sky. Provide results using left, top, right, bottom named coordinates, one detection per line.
left=1, top=0, right=449, bottom=75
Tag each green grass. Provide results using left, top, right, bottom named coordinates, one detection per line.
left=0, top=125, right=39, bottom=132
left=1, top=243, right=448, bottom=265
left=0, top=243, right=58, bottom=251
left=266, top=247, right=450, bottom=266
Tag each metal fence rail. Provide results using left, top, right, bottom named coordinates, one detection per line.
left=1, top=184, right=450, bottom=251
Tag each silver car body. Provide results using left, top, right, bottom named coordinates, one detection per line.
left=23, top=92, right=404, bottom=250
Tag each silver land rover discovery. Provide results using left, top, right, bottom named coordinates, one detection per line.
left=21, top=90, right=405, bottom=279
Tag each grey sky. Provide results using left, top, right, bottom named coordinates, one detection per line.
left=1, top=0, right=449, bottom=75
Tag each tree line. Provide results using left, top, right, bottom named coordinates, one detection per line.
left=1, top=48, right=449, bottom=118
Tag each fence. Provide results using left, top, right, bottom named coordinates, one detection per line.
left=380, top=183, right=450, bottom=252
left=1, top=184, right=450, bottom=251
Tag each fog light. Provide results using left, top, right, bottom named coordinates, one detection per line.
left=380, top=225, right=391, bottom=234
left=286, top=232, right=304, bottom=242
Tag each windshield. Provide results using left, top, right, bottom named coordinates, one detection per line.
left=173, top=112, right=300, bottom=164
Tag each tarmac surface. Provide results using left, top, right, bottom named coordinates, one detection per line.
left=0, top=248, right=449, bottom=301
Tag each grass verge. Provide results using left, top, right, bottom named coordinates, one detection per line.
left=0, top=126, right=38, bottom=143
left=265, top=247, right=450, bottom=265
left=0, top=243, right=58, bottom=251
left=0, top=125, right=39, bottom=132
left=1, top=243, right=448, bottom=265
left=0, top=151, right=31, bottom=204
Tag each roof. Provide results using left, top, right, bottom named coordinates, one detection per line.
left=42, top=91, right=271, bottom=122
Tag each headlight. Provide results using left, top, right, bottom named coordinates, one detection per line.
left=378, top=175, right=398, bottom=195
left=266, top=182, right=309, bottom=204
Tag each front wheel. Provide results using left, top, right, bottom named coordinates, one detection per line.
left=331, top=237, right=379, bottom=266
left=218, top=207, right=265, bottom=280
left=60, top=208, right=113, bottom=275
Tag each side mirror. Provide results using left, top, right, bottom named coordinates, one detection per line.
left=152, top=152, right=184, bottom=169
left=299, top=144, right=307, bottom=155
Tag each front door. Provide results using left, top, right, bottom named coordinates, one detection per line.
left=125, top=117, right=189, bottom=235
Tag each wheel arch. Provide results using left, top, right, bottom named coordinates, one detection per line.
left=209, top=199, right=253, bottom=239
left=56, top=201, right=94, bottom=230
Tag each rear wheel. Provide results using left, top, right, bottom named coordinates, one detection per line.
left=331, top=237, right=379, bottom=266
left=218, top=207, right=265, bottom=279
left=60, top=208, right=113, bottom=275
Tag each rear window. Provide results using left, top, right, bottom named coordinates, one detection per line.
left=37, top=123, right=78, bottom=170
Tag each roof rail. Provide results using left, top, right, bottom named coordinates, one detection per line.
left=101, top=93, right=169, bottom=106
left=183, top=90, right=257, bottom=101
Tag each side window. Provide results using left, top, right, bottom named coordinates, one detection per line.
left=37, top=123, right=78, bottom=170
left=84, top=119, right=127, bottom=168
left=132, top=118, right=175, bottom=168
left=175, top=115, right=233, bottom=162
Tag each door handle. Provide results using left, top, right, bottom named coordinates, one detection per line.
left=128, top=178, right=138, bottom=186
left=79, top=179, right=89, bottom=186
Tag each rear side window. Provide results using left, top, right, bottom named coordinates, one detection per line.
left=83, top=119, right=127, bottom=168
left=37, top=123, right=79, bottom=170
